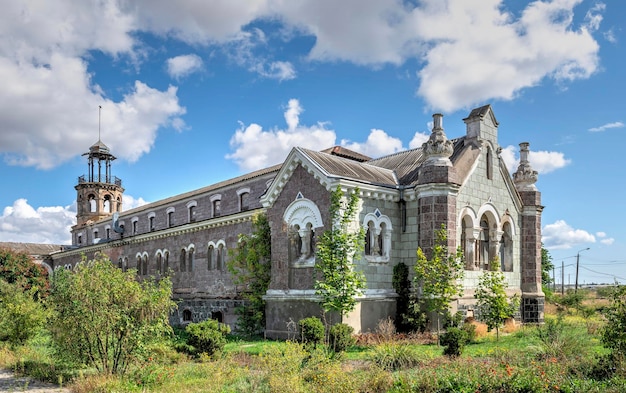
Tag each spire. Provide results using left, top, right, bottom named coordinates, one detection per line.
left=513, top=142, right=538, bottom=191
left=422, top=113, right=454, bottom=166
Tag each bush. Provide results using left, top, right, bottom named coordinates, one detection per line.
left=299, top=317, right=325, bottom=347
left=601, top=285, right=626, bottom=358
left=328, top=323, right=355, bottom=352
left=369, top=343, right=422, bottom=371
left=0, top=280, right=48, bottom=346
left=534, top=315, right=588, bottom=360
left=440, top=327, right=469, bottom=357
left=185, top=319, right=231, bottom=356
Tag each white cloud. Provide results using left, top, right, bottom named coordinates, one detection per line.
left=0, top=1, right=186, bottom=170
left=543, top=220, right=595, bottom=250
left=253, top=61, right=296, bottom=81
left=409, top=132, right=430, bottom=149
left=0, top=194, right=148, bottom=244
left=341, top=129, right=404, bottom=158
left=500, top=145, right=570, bottom=175
left=596, top=231, right=615, bottom=246
left=0, top=199, right=75, bottom=244
left=226, top=99, right=337, bottom=171
left=588, top=121, right=624, bottom=132
left=166, top=54, right=203, bottom=79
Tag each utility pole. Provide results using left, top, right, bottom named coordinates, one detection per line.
left=575, top=247, right=590, bottom=293
left=561, top=260, right=564, bottom=295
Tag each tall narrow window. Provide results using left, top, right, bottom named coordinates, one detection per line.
left=149, top=216, right=155, bottom=231
left=213, top=200, right=221, bottom=217
left=88, top=194, right=97, bottom=213
left=106, top=228, right=110, bottom=239
left=156, top=253, right=162, bottom=274
left=240, top=192, right=249, bottom=211
left=207, top=245, right=214, bottom=270
left=103, top=195, right=111, bottom=213
left=132, top=220, right=138, bottom=235
left=180, top=248, right=186, bottom=272
left=188, top=247, right=194, bottom=272
left=164, top=251, right=169, bottom=272
left=136, top=255, right=142, bottom=273
left=486, top=147, right=493, bottom=180
left=189, top=205, right=196, bottom=222
left=479, top=218, right=490, bottom=269
left=142, top=255, right=148, bottom=276
left=216, top=244, right=223, bottom=270
left=118, top=257, right=123, bottom=269
left=168, top=211, right=174, bottom=228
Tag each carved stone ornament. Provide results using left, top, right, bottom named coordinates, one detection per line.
left=513, top=142, right=538, bottom=191
left=422, top=113, right=453, bottom=165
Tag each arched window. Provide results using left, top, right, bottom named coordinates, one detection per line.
left=283, top=196, right=323, bottom=266
left=500, top=222, right=514, bottom=272
left=180, top=248, right=186, bottom=272
left=123, top=257, right=129, bottom=272
left=188, top=246, right=194, bottom=272
left=103, top=195, right=112, bottom=213
left=363, top=209, right=392, bottom=263
left=163, top=251, right=169, bottom=273
left=213, top=200, right=221, bottom=217
left=212, top=311, right=223, bottom=323
left=156, top=252, right=162, bottom=274
left=478, top=218, right=490, bottom=269
left=216, top=244, right=224, bottom=270
left=237, top=188, right=251, bottom=212
left=187, top=201, right=197, bottom=223
left=182, top=309, right=192, bottom=322
left=167, top=207, right=175, bottom=228
left=118, top=257, right=123, bottom=269
left=116, top=197, right=122, bottom=212
left=486, top=147, right=493, bottom=180
left=207, top=244, right=214, bottom=270
left=136, top=255, right=142, bottom=273
left=142, top=254, right=148, bottom=276
left=88, top=194, right=97, bottom=213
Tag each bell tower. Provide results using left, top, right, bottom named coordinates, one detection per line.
left=74, top=109, right=124, bottom=232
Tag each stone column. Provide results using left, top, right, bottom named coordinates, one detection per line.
left=513, top=142, right=544, bottom=323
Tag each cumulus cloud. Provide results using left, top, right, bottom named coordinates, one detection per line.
left=542, top=220, right=595, bottom=250
left=226, top=99, right=337, bottom=171
left=409, top=132, right=430, bottom=149
left=499, top=145, right=571, bottom=174
left=0, top=199, right=75, bottom=244
left=588, top=121, right=624, bottom=132
left=0, top=194, right=149, bottom=244
left=596, top=231, right=615, bottom=246
left=0, top=1, right=186, bottom=170
left=341, top=129, right=404, bottom=158
left=166, top=54, right=204, bottom=79
left=227, top=99, right=414, bottom=171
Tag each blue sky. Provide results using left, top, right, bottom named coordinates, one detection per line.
left=0, top=0, right=624, bottom=285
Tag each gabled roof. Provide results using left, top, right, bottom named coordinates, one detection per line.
left=463, top=104, right=499, bottom=126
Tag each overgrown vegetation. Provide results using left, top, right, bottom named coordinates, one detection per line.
left=227, top=213, right=272, bottom=337
left=314, top=186, right=366, bottom=317
left=474, top=259, right=520, bottom=340
left=48, top=253, right=176, bottom=374
left=407, top=224, right=464, bottom=337
left=0, top=247, right=49, bottom=298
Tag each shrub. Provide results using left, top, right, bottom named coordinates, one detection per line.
left=534, top=315, right=588, bottom=360
left=370, top=343, right=422, bottom=371
left=0, top=279, right=48, bottom=346
left=602, top=285, right=626, bottom=358
left=299, top=317, right=325, bottom=347
left=328, top=323, right=355, bottom=352
left=440, top=327, right=469, bottom=357
left=185, top=319, right=231, bottom=356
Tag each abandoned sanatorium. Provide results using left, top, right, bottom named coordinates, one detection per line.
left=49, top=104, right=544, bottom=338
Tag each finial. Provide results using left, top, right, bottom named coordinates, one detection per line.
left=513, top=142, right=538, bottom=191
left=422, top=113, right=453, bottom=166
left=98, top=105, right=102, bottom=142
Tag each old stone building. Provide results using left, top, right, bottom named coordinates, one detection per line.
left=50, top=104, right=544, bottom=337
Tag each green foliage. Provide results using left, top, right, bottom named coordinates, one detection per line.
left=475, top=262, right=520, bottom=340
left=541, top=244, right=554, bottom=286
left=392, top=262, right=411, bottom=332
left=328, top=323, right=355, bottom=352
left=560, top=290, right=585, bottom=310
left=0, top=279, right=48, bottom=346
left=369, top=343, right=423, bottom=371
left=601, top=285, right=626, bottom=358
left=315, top=186, right=366, bottom=316
left=299, top=317, right=325, bottom=347
left=48, top=253, right=176, bottom=375
left=410, top=224, right=464, bottom=333
left=227, top=213, right=271, bottom=337
left=185, top=319, right=230, bottom=356
left=0, top=247, right=49, bottom=298
left=440, top=326, right=470, bottom=357
left=535, top=315, right=589, bottom=360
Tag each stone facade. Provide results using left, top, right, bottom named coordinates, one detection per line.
left=50, top=104, right=544, bottom=336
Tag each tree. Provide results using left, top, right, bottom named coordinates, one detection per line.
left=474, top=259, right=520, bottom=340
left=0, top=247, right=49, bottom=298
left=49, top=253, right=175, bottom=375
left=227, top=213, right=272, bottom=336
left=541, top=244, right=554, bottom=286
left=411, top=224, right=464, bottom=336
left=601, top=285, right=626, bottom=358
left=315, top=186, right=366, bottom=317
left=0, top=279, right=48, bottom=347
